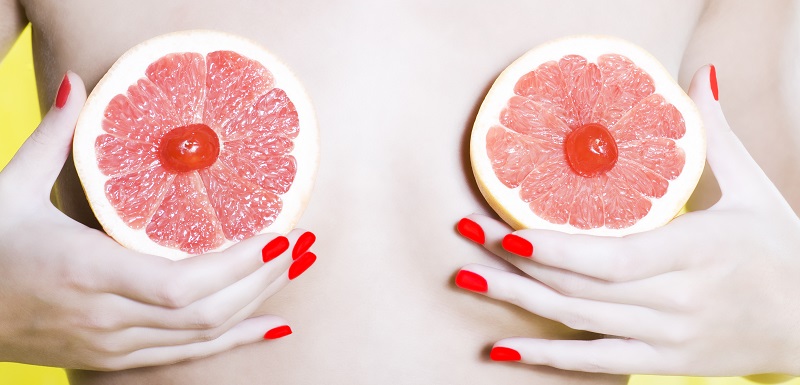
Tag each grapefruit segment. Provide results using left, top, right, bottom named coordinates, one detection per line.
left=105, top=166, right=174, bottom=229
left=558, top=55, right=602, bottom=128
left=108, top=79, right=181, bottom=142
left=471, top=36, right=705, bottom=236
left=203, top=50, right=273, bottom=131
left=500, top=95, right=571, bottom=139
left=145, top=52, right=206, bottom=126
left=486, top=125, right=555, bottom=189
left=199, top=162, right=282, bottom=241
left=514, top=61, right=574, bottom=128
left=612, top=94, right=686, bottom=142
left=568, top=176, right=605, bottom=229
left=618, top=138, right=685, bottom=181
left=221, top=88, right=299, bottom=142
left=145, top=173, right=225, bottom=254
left=95, top=134, right=160, bottom=176
left=74, top=30, right=319, bottom=259
left=602, top=172, right=651, bottom=230
left=220, top=151, right=296, bottom=195
left=591, top=54, right=655, bottom=130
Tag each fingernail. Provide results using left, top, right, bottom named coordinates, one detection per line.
left=263, top=325, right=292, bottom=339
left=262, top=236, right=290, bottom=263
left=502, top=234, right=533, bottom=257
left=455, top=270, right=488, bottom=293
left=288, top=252, right=316, bottom=280
left=709, top=64, right=719, bottom=101
left=55, top=73, right=71, bottom=109
left=293, top=231, right=316, bottom=260
left=457, top=218, right=485, bottom=245
left=490, top=347, right=521, bottom=361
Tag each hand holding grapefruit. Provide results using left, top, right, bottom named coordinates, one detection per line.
left=457, top=65, right=800, bottom=377
left=73, top=30, right=319, bottom=259
left=0, top=72, right=317, bottom=370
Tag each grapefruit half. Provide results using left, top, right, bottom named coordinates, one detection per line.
left=74, top=30, right=319, bottom=259
left=471, top=36, right=705, bottom=236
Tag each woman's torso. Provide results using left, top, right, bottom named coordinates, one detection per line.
left=22, top=0, right=800, bottom=383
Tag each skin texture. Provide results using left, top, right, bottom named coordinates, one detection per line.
left=0, top=0, right=797, bottom=383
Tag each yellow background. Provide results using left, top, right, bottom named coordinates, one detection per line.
left=0, top=25, right=795, bottom=385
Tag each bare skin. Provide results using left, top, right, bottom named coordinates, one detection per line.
left=2, top=0, right=798, bottom=383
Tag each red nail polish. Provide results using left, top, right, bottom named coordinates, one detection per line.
left=263, top=325, right=292, bottom=339
left=288, top=252, right=316, bottom=280
left=502, top=234, right=533, bottom=257
left=457, top=218, right=485, bottom=245
left=709, top=65, right=719, bottom=101
left=455, top=270, right=488, bottom=293
left=262, top=236, right=290, bottom=263
left=490, top=347, right=521, bottom=361
left=293, top=231, right=316, bottom=260
left=55, top=74, right=71, bottom=109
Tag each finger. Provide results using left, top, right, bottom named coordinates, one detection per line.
left=687, top=65, right=776, bottom=206
left=462, top=213, right=686, bottom=282
left=491, top=337, right=660, bottom=374
left=2, top=71, right=87, bottom=197
left=100, top=315, right=291, bottom=370
left=98, top=263, right=300, bottom=351
left=455, top=264, right=659, bottom=339
left=101, top=229, right=311, bottom=308
left=122, top=245, right=296, bottom=330
left=155, top=247, right=315, bottom=332
left=461, top=214, right=692, bottom=308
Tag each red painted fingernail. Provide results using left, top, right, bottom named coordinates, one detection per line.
left=709, top=64, right=719, bottom=101
left=288, top=252, right=316, bottom=280
left=262, top=236, right=290, bottom=263
left=263, top=325, right=292, bottom=339
left=490, top=347, right=521, bottom=361
left=293, top=231, right=316, bottom=260
left=502, top=234, right=533, bottom=257
left=455, top=270, right=488, bottom=293
left=55, top=73, right=71, bottom=109
left=457, top=218, right=485, bottom=245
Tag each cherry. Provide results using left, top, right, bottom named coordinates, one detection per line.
left=158, top=124, right=220, bottom=173
left=564, top=123, right=618, bottom=178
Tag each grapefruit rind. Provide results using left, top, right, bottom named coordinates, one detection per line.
left=471, top=36, right=705, bottom=236
left=73, top=30, right=319, bottom=259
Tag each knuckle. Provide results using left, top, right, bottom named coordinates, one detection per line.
left=156, top=278, right=193, bottom=308
left=91, top=338, right=125, bottom=355
left=188, top=307, right=228, bottom=329
left=560, top=310, right=592, bottom=331
left=604, top=254, right=635, bottom=282
left=664, top=285, right=699, bottom=312
left=577, top=357, right=612, bottom=373
left=552, top=275, right=587, bottom=297
left=86, top=357, right=124, bottom=372
left=80, top=311, right=118, bottom=331
left=662, top=322, right=698, bottom=345
left=196, top=326, right=226, bottom=342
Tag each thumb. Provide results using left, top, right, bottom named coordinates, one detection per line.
left=687, top=65, right=773, bottom=207
left=2, top=71, right=87, bottom=197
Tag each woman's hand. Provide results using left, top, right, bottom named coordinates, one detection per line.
left=454, top=66, right=800, bottom=376
left=0, top=72, right=318, bottom=371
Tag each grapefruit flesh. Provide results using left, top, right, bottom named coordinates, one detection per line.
left=472, top=37, right=705, bottom=236
left=75, top=31, right=318, bottom=259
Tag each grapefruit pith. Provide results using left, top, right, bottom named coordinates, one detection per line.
left=74, top=30, right=319, bottom=259
left=471, top=36, right=705, bottom=236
